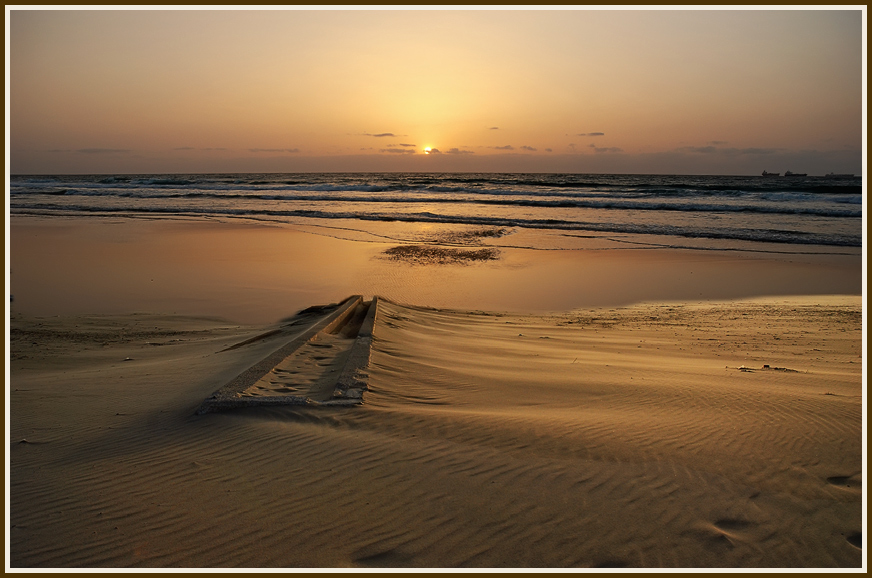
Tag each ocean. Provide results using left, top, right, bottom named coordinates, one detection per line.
left=8, top=173, right=863, bottom=251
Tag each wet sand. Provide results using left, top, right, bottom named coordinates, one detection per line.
left=7, top=215, right=865, bottom=568
left=9, top=215, right=861, bottom=324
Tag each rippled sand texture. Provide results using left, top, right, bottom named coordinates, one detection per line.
left=9, top=297, right=862, bottom=568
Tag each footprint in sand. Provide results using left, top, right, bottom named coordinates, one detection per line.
left=826, top=474, right=861, bottom=490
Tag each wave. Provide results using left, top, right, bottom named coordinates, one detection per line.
left=11, top=172, right=861, bottom=196
left=10, top=188, right=861, bottom=219
left=10, top=172, right=861, bottom=249
left=10, top=202, right=861, bottom=247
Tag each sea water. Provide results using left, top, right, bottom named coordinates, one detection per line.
left=8, top=173, right=863, bottom=251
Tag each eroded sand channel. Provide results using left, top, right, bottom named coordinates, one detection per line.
left=198, top=296, right=377, bottom=412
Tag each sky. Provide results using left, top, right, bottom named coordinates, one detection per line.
left=7, top=7, right=865, bottom=175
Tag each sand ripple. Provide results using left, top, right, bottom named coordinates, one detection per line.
left=10, top=298, right=863, bottom=567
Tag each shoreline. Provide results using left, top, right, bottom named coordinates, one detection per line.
left=9, top=213, right=862, bottom=324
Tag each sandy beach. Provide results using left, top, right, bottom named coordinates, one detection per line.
left=8, top=215, right=864, bottom=568
left=10, top=6, right=864, bottom=570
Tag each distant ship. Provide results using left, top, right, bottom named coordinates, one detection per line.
left=784, top=171, right=807, bottom=177
left=825, top=173, right=854, bottom=178
left=761, top=171, right=780, bottom=176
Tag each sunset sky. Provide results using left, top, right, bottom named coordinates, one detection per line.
left=8, top=8, right=865, bottom=175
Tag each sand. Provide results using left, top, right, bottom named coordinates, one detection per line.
left=7, top=215, right=865, bottom=568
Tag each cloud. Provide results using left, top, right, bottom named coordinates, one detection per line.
left=45, top=149, right=71, bottom=153
left=492, top=145, right=515, bottom=150
left=545, top=148, right=553, bottom=153
left=445, top=148, right=474, bottom=155
left=677, top=145, right=779, bottom=156
left=364, top=132, right=397, bottom=138
left=249, top=148, right=300, bottom=153
left=380, top=148, right=416, bottom=154
left=426, top=148, right=442, bottom=154
left=489, top=127, right=499, bottom=130
left=679, top=146, right=718, bottom=154
left=589, top=144, right=624, bottom=153
left=76, top=148, right=131, bottom=154
left=398, top=143, right=416, bottom=147
left=520, top=145, right=537, bottom=152
left=708, top=140, right=728, bottom=145
left=578, top=132, right=605, bottom=137
left=175, top=146, right=227, bottom=151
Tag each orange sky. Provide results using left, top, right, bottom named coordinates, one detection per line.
left=8, top=8, right=865, bottom=174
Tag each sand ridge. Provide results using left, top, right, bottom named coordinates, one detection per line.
left=8, top=296, right=862, bottom=568
left=197, top=296, right=378, bottom=412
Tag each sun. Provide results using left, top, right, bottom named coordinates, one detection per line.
left=424, top=147, right=432, bottom=154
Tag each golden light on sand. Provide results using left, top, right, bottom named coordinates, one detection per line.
left=6, top=9, right=864, bottom=569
